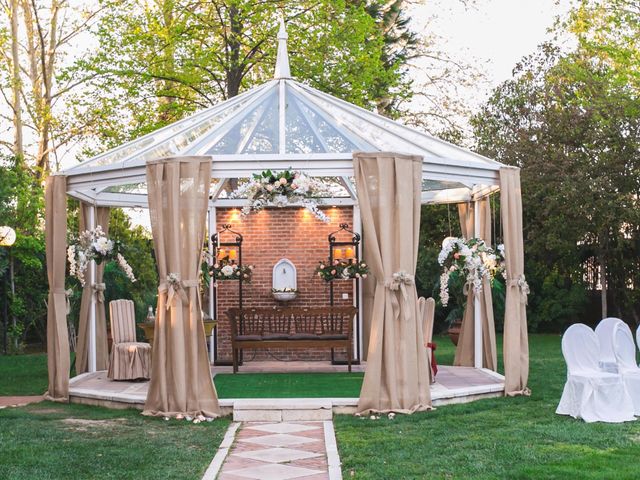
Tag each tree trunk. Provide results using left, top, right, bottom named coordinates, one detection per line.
left=226, top=5, right=242, bottom=99
left=10, top=0, right=24, bottom=157
left=599, top=254, right=607, bottom=319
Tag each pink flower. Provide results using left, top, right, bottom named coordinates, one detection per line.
left=453, top=253, right=460, bottom=259
left=331, top=269, right=337, bottom=275
left=320, top=264, right=325, bottom=269
left=355, top=273, right=361, bottom=278
left=333, top=260, right=339, bottom=265
left=214, top=263, right=219, bottom=269
left=362, top=274, right=368, bottom=279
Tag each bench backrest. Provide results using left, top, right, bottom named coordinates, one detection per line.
left=226, top=306, right=357, bottom=339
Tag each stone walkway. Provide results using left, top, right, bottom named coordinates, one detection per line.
left=0, top=395, right=43, bottom=408
left=206, top=421, right=341, bottom=480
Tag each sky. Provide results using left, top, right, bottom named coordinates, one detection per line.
left=410, top=0, right=574, bottom=109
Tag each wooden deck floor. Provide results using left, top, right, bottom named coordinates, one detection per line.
left=68, top=363, right=504, bottom=412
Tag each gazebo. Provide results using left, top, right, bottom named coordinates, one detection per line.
left=45, top=21, right=529, bottom=416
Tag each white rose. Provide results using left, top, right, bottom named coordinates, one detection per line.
left=221, top=265, right=234, bottom=276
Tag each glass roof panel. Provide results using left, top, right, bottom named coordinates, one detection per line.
left=76, top=94, right=254, bottom=169
left=242, top=92, right=280, bottom=154
left=206, top=89, right=279, bottom=155
left=285, top=95, right=324, bottom=154
left=295, top=96, right=359, bottom=153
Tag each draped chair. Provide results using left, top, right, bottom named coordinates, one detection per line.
left=108, top=299, right=151, bottom=381
left=419, top=297, right=437, bottom=382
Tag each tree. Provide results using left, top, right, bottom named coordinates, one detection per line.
left=472, top=33, right=640, bottom=326
left=0, top=155, right=46, bottom=352
left=65, top=0, right=399, bottom=153
left=0, top=0, right=98, bottom=177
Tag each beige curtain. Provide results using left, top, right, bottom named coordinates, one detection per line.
left=143, top=156, right=220, bottom=418
left=453, top=199, right=497, bottom=371
left=44, top=175, right=70, bottom=402
left=76, top=204, right=110, bottom=373
left=500, top=167, right=530, bottom=396
left=354, top=152, right=431, bottom=414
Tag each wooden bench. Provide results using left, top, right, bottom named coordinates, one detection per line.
left=226, top=306, right=357, bottom=373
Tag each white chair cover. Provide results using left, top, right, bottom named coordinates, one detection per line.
left=556, top=323, right=635, bottom=423
left=595, top=317, right=624, bottom=373
left=636, top=325, right=640, bottom=353
left=613, top=322, right=640, bottom=415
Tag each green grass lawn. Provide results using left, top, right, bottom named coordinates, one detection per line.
left=215, top=372, right=364, bottom=398
left=334, top=334, right=640, bottom=480
left=0, top=402, right=230, bottom=480
left=5, top=335, right=640, bottom=479
left=0, top=353, right=49, bottom=395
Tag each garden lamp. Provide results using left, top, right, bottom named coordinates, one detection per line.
left=0, top=226, right=15, bottom=354
left=0, top=226, right=16, bottom=246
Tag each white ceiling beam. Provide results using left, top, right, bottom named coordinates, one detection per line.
left=212, top=197, right=355, bottom=207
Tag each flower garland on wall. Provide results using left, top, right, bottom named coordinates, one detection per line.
left=316, top=259, right=370, bottom=281
left=230, top=169, right=331, bottom=222
left=438, top=237, right=505, bottom=307
left=67, top=226, right=136, bottom=287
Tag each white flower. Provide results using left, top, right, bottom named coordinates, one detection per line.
left=221, top=265, right=234, bottom=276
left=93, top=237, right=113, bottom=256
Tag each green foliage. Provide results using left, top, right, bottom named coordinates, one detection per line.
left=103, top=209, right=158, bottom=322
left=0, top=156, right=47, bottom=349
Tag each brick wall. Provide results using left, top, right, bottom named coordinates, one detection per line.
left=214, top=206, right=356, bottom=363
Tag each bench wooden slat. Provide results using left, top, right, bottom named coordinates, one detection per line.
left=226, top=306, right=357, bottom=373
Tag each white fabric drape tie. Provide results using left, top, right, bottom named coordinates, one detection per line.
left=159, top=274, right=199, bottom=310
left=507, top=274, right=529, bottom=305
left=92, top=283, right=106, bottom=303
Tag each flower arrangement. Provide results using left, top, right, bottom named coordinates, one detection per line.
left=67, top=226, right=136, bottom=286
left=271, top=287, right=297, bottom=293
left=211, top=257, right=254, bottom=282
left=316, top=259, right=370, bottom=281
left=230, top=169, right=331, bottom=222
left=437, top=237, right=505, bottom=306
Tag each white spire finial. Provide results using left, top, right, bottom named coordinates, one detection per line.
left=274, top=17, right=291, bottom=79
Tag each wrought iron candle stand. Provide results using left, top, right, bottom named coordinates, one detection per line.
left=211, top=224, right=244, bottom=365
left=328, top=223, right=361, bottom=364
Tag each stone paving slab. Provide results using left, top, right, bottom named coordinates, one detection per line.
left=215, top=421, right=340, bottom=480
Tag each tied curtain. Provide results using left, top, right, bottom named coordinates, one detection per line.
left=354, top=152, right=431, bottom=414
left=76, top=204, right=110, bottom=373
left=500, top=167, right=530, bottom=396
left=143, top=156, right=220, bottom=418
left=453, top=198, right=498, bottom=371
left=44, top=175, right=70, bottom=402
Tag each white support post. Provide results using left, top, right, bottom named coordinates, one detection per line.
left=473, top=200, right=483, bottom=369
left=207, top=206, right=216, bottom=364
left=353, top=204, right=363, bottom=362
left=88, top=205, right=97, bottom=373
